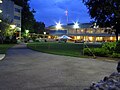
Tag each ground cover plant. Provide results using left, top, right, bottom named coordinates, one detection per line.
left=27, top=42, right=101, bottom=57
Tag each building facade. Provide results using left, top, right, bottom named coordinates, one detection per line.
left=0, top=0, right=22, bottom=37
left=48, top=23, right=120, bottom=42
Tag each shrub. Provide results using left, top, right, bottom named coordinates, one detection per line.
left=84, top=48, right=109, bottom=57
left=111, top=53, right=120, bottom=58
left=115, top=40, right=120, bottom=53
left=93, top=48, right=109, bottom=57
left=102, top=42, right=116, bottom=54
left=11, top=36, right=17, bottom=44
left=4, top=36, right=10, bottom=44
left=84, top=48, right=93, bottom=56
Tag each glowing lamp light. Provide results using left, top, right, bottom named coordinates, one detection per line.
left=0, top=0, right=2, bottom=3
left=0, top=10, right=2, bottom=13
left=56, top=21, right=62, bottom=30
left=25, top=30, right=29, bottom=34
left=10, top=25, right=16, bottom=29
left=43, top=32, right=46, bottom=35
left=73, top=22, right=79, bottom=29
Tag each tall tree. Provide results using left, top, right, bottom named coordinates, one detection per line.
left=34, top=22, right=45, bottom=34
left=83, top=0, right=120, bottom=41
left=13, top=0, right=36, bottom=32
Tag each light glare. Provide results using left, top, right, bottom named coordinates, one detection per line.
left=56, top=21, right=62, bottom=30
left=74, top=22, right=79, bottom=29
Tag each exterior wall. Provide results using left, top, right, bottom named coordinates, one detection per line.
left=0, top=0, right=22, bottom=38
left=14, top=4, right=22, bottom=28
left=1, top=0, right=14, bottom=22
left=0, top=0, right=22, bottom=28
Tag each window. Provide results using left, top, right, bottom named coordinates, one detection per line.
left=0, top=9, right=2, bottom=13
left=16, top=24, right=20, bottom=27
left=15, top=8, right=20, bottom=13
left=14, top=16, right=20, bottom=20
left=0, top=0, right=2, bottom=3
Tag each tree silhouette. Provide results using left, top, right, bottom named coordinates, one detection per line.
left=83, top=0, right=120, bottom=41
left=12, top=0, right=36, bottom=32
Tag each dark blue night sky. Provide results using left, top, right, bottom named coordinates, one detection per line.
left=30, top=0, right=92, bottom=27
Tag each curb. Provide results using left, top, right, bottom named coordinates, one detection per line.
left=0, top=54, right=5, bottom=61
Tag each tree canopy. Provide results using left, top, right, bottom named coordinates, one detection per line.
left=34, top=22, right=45, bottom=34
left=83, top=0, right=120, bottom=41
left=12, top=0, right=45, bottom=34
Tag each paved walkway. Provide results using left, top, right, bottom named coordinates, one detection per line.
left=0, top=44, right=118, bottom=90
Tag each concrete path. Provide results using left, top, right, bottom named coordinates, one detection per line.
left=0, top=44, right=118, bottom=90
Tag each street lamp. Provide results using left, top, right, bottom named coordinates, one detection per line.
left=73, top=22, right=79, bottom=40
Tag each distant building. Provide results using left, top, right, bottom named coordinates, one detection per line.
left=0, top=0, right=22, bottom=37
left=47, top=23, right=120, bottom=42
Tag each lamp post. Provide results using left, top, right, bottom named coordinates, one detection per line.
left=73, top=22, right=79, bottom=41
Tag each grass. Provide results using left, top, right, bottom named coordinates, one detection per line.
left=0, top=44, right=14, bottom=54
left=27, top=42, right=102, bottom=57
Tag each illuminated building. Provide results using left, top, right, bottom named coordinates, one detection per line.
left=48, top=23, right=120, bottom=42
left=0, top=0, right=22, bottom=38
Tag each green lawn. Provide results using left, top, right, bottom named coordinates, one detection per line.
left=27, top=42, right=102, bottom=57
left=0, top=44, right=14, bottom=54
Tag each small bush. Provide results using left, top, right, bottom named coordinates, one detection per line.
left=84, top=48, right=109, bottom=57
left=115, top=40, right=120, bottom=53
left=111, top=53, right=120, bottom=58
left=93, top=48, right=109, bottom=57
left=84, top=48, right=93, bottom=56
left=102, top=42, right=116, bottom=54
left=4, top=36, right=10, bottom=44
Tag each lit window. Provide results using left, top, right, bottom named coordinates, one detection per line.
left=0, top=9, right=2, bottom=13
left=15, top=8, right=20, bottom=13
left=0, top=0, right=2, bottom=3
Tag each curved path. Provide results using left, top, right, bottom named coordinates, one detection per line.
left=0, top=44, right=117, bottom=90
